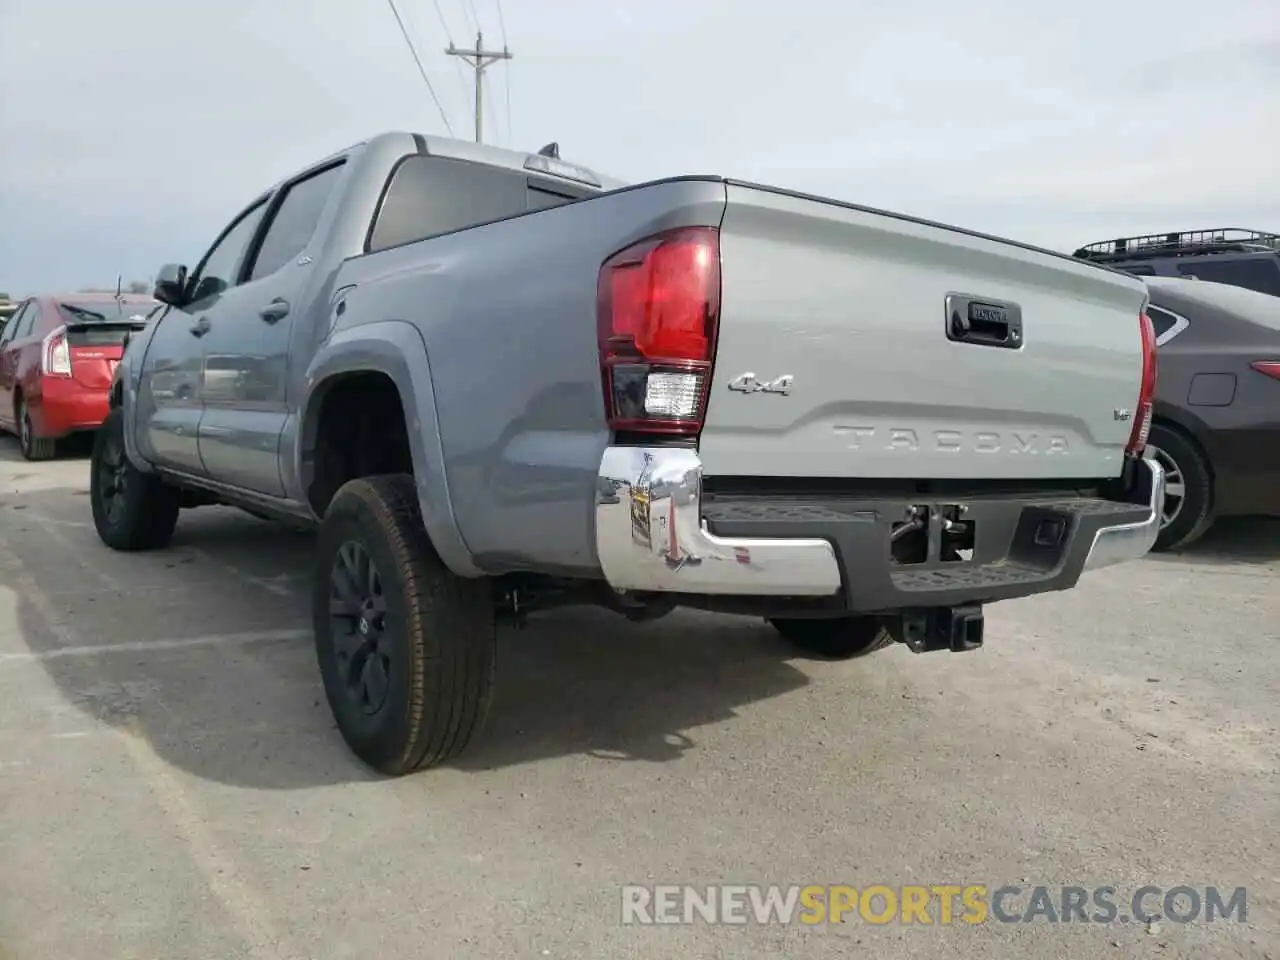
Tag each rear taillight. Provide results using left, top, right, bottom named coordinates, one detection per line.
left=1250, top=360, right=1280, bottom=381
left=1126, top=311, right=1157, bottom=455
left=42, top=327, right=72, bottom=377
left=596, top=226, right=721, bottom=437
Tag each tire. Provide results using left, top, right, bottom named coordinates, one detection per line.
left=17, top=397, right=56, bottom=461
left=312, top=474, right=496, bottom=776
left=767, top=615, right=893, bottom=660
left=1144, top=423, right=1214, bottom=552
left=90, top=407, right=182, bottom=550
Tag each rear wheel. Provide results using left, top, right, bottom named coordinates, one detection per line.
left=90, top=407, right=182, bottom=550
left=767, top=615, right=892, bottom=660
left=312, top=474, right=496, bottom=776
left=1145, top=423, right=1214, bottom=552
left=17, top=397, right=56, bottom=461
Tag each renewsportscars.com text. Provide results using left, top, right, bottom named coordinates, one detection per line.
left=620, top=884, right=1247, bottom=926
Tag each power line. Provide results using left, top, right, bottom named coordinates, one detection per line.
left=502, top=60, right=513, bottom=147
left=462, top=0, right=482, bottom=34
left=446, top=31, right=512, bottom=143
left=430, top=0, right=455, bottom=37
left=430, top=0, right=473, bottom=117
left=482, top=71, right=496, bottom=144
left=494, top=0, right=512, bottom=146
left=383, top=0, right=454, bottom=137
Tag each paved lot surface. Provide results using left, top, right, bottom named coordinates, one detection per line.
left=0, top=439, right=1276, bottom=960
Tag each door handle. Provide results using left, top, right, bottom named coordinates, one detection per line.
left=190, top=317, right=211, bottom=337
left=260, top=298, right=291, bottom=323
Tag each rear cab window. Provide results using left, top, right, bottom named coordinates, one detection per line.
left=366, top=155, right=588, bottom=253
left=527, top=184, right=581, bottom=211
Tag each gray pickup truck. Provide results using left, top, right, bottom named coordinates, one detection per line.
left=91, top=131, right=1165, bottom=776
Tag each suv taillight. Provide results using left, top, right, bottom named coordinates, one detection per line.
left=596, top=226, right=721, bottom=437
left=1250, top=360, right=1280, bottom=381
left=1126, top=311, right=1157, bottom=455
left=42, top=327, right=72, bottom=378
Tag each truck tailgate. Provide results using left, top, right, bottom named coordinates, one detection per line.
left=697, top=183, right=1150, bottom=481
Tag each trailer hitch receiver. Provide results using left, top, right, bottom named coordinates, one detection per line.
left=898, top=604, right=985, bottom=653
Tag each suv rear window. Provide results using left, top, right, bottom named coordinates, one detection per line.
left=367, top=155, right=582, bottom=253
left=1174, top=257, right=1280, bottom=296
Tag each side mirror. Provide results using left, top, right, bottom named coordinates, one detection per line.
left=153, top=263, right=188, bottom=306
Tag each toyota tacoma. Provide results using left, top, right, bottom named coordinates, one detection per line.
left=90, top=132, right=1164, bottom=776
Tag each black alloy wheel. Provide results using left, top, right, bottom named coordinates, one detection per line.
left=329, top=540, right=394, bottom=716
left=89, top=407, right=182, bottom=550
left=95, top=424, right=131, bottom=527
left=312, top=474, right=496, bottom=776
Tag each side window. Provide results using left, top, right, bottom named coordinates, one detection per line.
left=0, top=303, right=29, bottom=344
left=1175, top=257, right=1280, bottom=296
left=1148, top=305, right=1189, bottom=346
left=16, top=302, right=39, bottom=338
left=248, top=162, right=346, bottom=281
left=187, top=201, right=270, bottom=305
left=367, top=155, right=526, bottom=253
left=1121, top=264, right=1157, bottom=276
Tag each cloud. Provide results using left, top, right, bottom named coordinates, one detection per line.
left=1, top=0, right=1277, bottom=291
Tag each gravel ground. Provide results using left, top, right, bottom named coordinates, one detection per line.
left=0, top=439, right=1276, bottom=960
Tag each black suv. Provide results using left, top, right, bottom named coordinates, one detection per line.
left=1073, top=228, right=1280, bottom=296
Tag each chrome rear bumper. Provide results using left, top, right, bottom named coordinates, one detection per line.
left=595, top=446, right=841, bottom=596
left=594, top=446, right=1164, bottom=601
left=1082, top=456, right=1165, bottom=571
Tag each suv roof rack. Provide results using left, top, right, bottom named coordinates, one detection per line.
left=1073, top=228, right=1280, bottom=263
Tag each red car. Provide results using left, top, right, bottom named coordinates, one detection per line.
left=0, top=293, right=157, bottom=460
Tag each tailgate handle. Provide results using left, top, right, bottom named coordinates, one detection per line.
left=189, top=316, right=211, bottom=338
left=945, top=294, right=1022, bottom=350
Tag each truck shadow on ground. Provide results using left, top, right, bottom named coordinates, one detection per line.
left=1144, top=516, right=1280, bottom=567
left=3, top=490, right=814, bottom=790
left=452, top=607, right=816, bottom=772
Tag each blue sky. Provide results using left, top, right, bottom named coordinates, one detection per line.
left=1, top=0, right=1277, bottom=295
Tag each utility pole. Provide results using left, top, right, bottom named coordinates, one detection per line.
left=445, top=31, right=512, bottom=143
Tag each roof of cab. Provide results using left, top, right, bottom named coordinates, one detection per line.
left=414, top=132, right=627, bottom=191
left=43, top=292, right=158, bottom=304
left=258, top=130, right=626, bottom=207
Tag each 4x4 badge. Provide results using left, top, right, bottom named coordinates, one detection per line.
left=727, top=373, right=794, bottom=395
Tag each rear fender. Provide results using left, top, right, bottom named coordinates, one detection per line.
left=298, top=319, right=481, bottom=577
